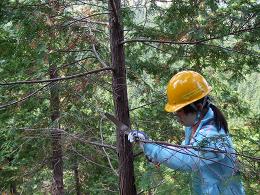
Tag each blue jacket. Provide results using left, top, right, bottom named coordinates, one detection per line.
left=143, top=108, right=245, bottom=195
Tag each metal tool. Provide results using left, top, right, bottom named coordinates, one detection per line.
left=105, top=113, right=182, bottom=147
left=104, top=113, right=130, bottom=135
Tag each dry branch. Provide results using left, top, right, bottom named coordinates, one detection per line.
left=0, top=83, right=50, bottom=110
left=121, top=26, right=260, bottom=45
left=0, top=67, right=113, bottom=86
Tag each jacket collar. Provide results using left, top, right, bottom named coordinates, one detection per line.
left=184, top=108, right=214, bottom=145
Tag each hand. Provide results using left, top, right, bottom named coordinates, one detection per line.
left=128, top=130, right=149, bottom=143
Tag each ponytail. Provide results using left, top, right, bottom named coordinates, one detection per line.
left=209, top=103, right=228, bottom=133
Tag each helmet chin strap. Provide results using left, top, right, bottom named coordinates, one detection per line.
left=192, top=110, right=201, bottom=127
left=190, top=96, right=208, bottom=127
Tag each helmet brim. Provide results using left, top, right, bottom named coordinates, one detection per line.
left=164, top=86, right=212, bottom=113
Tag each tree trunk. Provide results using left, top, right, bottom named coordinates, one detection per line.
left=73, top=160, right=81, bottom=195
left=49, top=65, right=64, bottom=195
left=108, top=0, right=137, bottom=194
left=7, top=158, right=18, bottom=195
left=10, top=181, right=17, bottom=195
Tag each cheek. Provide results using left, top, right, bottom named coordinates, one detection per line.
left=185, top=114, right=197, bottom=125
left=176, top=116, right=184, bottom=124
left=182, top=118, right=191, bottom=126
left=180, top=113, right=196, bottom=126
left=176, top=114, right=187, bottom=125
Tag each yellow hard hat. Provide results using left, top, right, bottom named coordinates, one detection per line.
left=165, top=71, right=212, bottom=112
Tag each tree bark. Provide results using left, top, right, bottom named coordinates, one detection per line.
left=7, top=157, right=18, bottom=195
left=46, top=1, right=64, bottom=194
left=49, top=65, right=64, bottom=195
left=73, top=160, right=81, bottom=195
left=108, top=0, right=137, bottom=194
left=10, top=183, right=17, bottom=195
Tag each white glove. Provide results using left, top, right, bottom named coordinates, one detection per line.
left=128, top=130, right=148, bottom=142
left=128, top=130, right=160, bottom=166
left=128, top=130, right=149, bottom=149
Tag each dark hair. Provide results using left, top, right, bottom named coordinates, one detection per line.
left=182, top=97, right=228, bottom=133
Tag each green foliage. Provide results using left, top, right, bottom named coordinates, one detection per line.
left=0, top=0, right=259, bottom=194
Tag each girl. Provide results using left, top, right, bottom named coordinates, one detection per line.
left=128, top=71, right=245, bottom=195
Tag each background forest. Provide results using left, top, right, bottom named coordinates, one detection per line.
left=0, top=0, right=259, bottom=194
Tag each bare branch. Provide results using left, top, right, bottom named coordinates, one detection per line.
left=202, top=43, right=260, bottom=57
left=0, top=83, right=50, bottom=110
left=121, top=26, right=260, bottom=45
left=92, top=44, right=110, bottom=68
left=66, top=131, right=117, bottom=151
left=70, top=147, right=111, bottom=169
left=137, top=139, right=260, bottom=162
left=130, top=98, right=164, bottom=111
left=0, top=67, right=113, bottom=86
left=126, top=38, right=260, bottom=57
left=137, top=179, right=165, bottom=195
left=58, top=56, right=95, bottom=69
left=121, top=38, right=200, bottom=45
left=17, top=127, right=117, bottom=150
left=53, top=49, right=92, bottom=53
left=99, top=117, right=119, bottom=176
left=61, top=12, right=109, bottom=27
